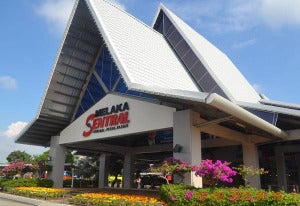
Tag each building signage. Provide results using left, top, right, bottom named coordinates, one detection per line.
left=83, top=102, right=130, bottom=137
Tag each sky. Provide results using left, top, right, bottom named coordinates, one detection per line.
left=0, top=0, right=300, bottom=163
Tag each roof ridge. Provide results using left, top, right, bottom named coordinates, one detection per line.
left=100, top=0, right=163, bottom=36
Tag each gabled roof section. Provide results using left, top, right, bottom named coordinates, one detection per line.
left=86, top=0, right=200, bottom=92
left=15, top=0, right=200, bottom=146
left=153, top=4, right=261, bottom=103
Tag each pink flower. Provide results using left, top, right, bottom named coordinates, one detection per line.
left=185, top=190, right=194, bottom=200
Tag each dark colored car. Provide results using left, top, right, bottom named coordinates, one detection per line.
left=140, top=174, right=167, bottom=189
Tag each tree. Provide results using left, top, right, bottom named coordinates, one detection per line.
left=6, top=150, right=32, bottom=163
left=65, top=150, right=74, bottom=164
left=33, top=150, right=50, bottom=162
left=33, top=149, right=74, bottom=163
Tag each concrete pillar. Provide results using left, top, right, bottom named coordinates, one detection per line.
left=123, top=154, right=134, bottom=189
left=98, top=153, right=109, bottom=188
left=242, top=143, right=261, bottom=188
left=275, top=147, right=287, bottom=191
left=173, top=110, right=202, bottom=187
left=48, top=136, right=66, bottom=188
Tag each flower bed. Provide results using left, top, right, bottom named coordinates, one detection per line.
left=8, top=187, right=68, bottom=199
left=68, top=192, right=165, bottom=206
left=160, top=184, right=300, bottom=206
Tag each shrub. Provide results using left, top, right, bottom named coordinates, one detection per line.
left=160, top=184, right=300, bottom=206
left=0, top=178, right=8, bottom=190
left=2, top=161, right=25, bottom=178
left=150, top=157, right=193, bottom=184
left=1, top=178, right=53, bottom=189
left=233, top=165, right=268, bottom=186
left=37, top=179, right=53, bottom=188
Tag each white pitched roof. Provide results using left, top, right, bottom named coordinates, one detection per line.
left=86, top=0, right=199, bottom=92
left=158, top=5, right=261, bottom=103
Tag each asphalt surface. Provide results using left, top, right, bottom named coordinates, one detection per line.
left=0, top=197, right=33, bottom=206
left=0, top=192, right=72, bottom=206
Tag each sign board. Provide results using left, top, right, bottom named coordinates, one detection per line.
left=60, top=94, right=175, bottom=144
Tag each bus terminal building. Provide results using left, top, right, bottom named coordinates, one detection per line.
left=17, top=0, right=300, bottom=191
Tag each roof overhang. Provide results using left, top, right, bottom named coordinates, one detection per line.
left=15, top=0, right=104, bottom=146
left=131, top=85, right=289, bottom=141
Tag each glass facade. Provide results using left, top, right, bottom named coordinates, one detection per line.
left=154, top=11, right=227, bottom=98
left=74, top=46, right=155, bottom=120
left=259, top=142, right=300, bottom=192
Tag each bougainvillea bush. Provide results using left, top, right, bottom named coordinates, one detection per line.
left=160, top=184, right=300, bottom=206
left=193, top=159, right=237, bottom=187
left=2, top=161, right=25, bottom=178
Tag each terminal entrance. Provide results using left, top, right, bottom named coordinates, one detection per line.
left=64, top=129, right=174, bottom=189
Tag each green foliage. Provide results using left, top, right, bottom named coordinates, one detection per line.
left=160, top=184, right=300, bottom=206
left=6, top=150, right=32, bottom=163
left=0, top=178, right=8, bottom=189
left=74, top=156, right=98, bottom=179
left=33, top=150, right=50, bottom=162
left=65, top=150, right=74, bottom=164
left=233, top=165, right=269, bottom=186
left=37, top=179, right=54, bottom=187
left=0, top=178, right=53, bottom=189
left=33, top=149, right=73, bottom=165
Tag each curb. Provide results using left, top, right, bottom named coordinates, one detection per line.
left=0, top=192, right=72, bottom=206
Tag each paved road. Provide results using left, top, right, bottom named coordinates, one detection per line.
left=0, top=197, right=33, bottom=206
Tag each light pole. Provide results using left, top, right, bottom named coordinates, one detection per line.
left=71, top=166, right=75, bottom=188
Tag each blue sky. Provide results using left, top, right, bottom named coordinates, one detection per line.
left=1, top=0, right=300, bottom=162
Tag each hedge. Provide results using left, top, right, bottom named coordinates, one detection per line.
left=160, top=184, right=300, bottom=206
left=0, top=178, right=53, bottom=189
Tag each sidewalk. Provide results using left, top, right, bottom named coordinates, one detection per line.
left=0, top=192, right=72, bottom=206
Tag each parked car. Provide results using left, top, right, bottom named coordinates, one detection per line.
left=140, top=174, right=167, bottom=189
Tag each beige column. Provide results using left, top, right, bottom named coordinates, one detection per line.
left=173, top=110, right=202, bottom=187
left=242, top=143, right=261, bottom=188
left=98, top=153, right=109, bottom=188
left=123, top=153, right=134, bottom=189
left=48, top=136, right=66, bottom=188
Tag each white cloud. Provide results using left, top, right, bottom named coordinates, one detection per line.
left=232, top=39, right=256, bottom=49
left=165, top=0, right=300, bottom=33
left=166, top=0, right=261, bottom=33
left=0, top=76, right=17, bottom=90
left=0, top=122, right=47, bottom=163
left=0, top=133, right=47, bottom=163
left=4, top=121, right=28, bottom=138
left=35, top=0, right=74, bottom=35
left=260, top=0, right=300, bottom=28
